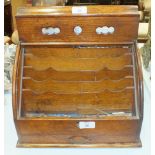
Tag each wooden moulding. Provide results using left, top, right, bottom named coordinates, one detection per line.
left=12, top=45, right=20, bottom=120
left=16, top=5, right=139, bottom=17
left=16, top=142, right=142, bottom=148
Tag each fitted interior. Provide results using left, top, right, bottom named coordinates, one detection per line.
left=18, top=46, right=136, bottom=118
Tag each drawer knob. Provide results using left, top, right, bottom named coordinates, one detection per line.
left=96, top=26, right=115, bottom=35
left=74, top=26, right=82, bottom=35
left=42, top=27, right=60, bottom=35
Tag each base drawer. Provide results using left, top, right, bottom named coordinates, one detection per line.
left=16, top=119, right=142, bottom=147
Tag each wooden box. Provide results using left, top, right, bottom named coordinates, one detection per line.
left=12, top=5, right=143, bottom=148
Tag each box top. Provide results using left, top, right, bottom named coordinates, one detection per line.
left=16, top=5, right=139, bottom=45
left=16, top=5, right=139, bottom=17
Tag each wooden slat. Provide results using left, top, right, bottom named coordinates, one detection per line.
left=95, top=67, right=133, bottom=81
left=22, top=88, right=134, bottom=114
left=24, top=54, right=132, bottom=71
left=23, top=66, right=133, bottom=81
left=25, top=47, right=131, bottom=58
left=22, top=78, right=134, bottom=93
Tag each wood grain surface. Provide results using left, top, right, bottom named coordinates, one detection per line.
left=16, top=6, right=139, bottom=43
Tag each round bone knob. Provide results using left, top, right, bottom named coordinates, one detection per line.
left=47, top=27, right=55, bottom=35
left=102, top=26, right=109, bottom=34
left=42, top=28, right=48, bottom=35
left=108, top=27, right=115, bottom=34
left=54, top=28, right=60, bottom=34
left=74, top=26, right=82, bottom=35
left=96, top=27, right=102, bottom=34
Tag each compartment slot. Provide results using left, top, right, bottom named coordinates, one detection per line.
left=23, top=66, right=133, bottom=81
left=21, top=88, right=134, bottom=117
left=22, top=78, right=134, bottom=94
left=24, top=54, right=132, bottom=71
left=25, top=47, right=131, bottom=58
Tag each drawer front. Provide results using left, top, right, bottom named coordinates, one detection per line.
left=17, top=119, right=141, bottom=145
left=16, top=16, right=139, bottom=43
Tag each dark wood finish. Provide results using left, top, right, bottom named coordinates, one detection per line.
left=4, top=1, right=12, bottom=36
left=66, top=0, right=139, bottom=6
left=32, top=0, right=65, bottom=6
left=12, top=6, right=143, bottom=148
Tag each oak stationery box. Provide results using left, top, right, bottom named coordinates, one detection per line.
left=12, top=5, right=143, bottom=148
